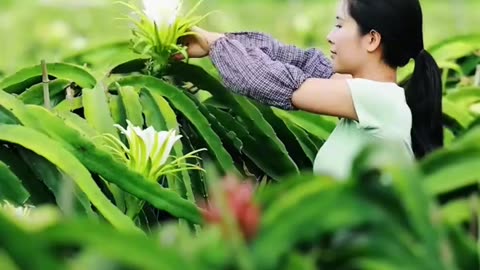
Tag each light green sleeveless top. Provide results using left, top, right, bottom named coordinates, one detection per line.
left=313, top=78, right=414, bottom=180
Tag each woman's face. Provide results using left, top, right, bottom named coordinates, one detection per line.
left=326, top=0, right=370, bottom=74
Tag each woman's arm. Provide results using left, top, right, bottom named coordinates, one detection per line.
left=209, top=36, right=356, bottom=116
left=292, top=78, right=357, bottom=119
left=225, top=32, right=333, bottom=79
left=209, top=36, right=305, bottom=109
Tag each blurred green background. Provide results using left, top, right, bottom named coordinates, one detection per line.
left=1, top=0, right=479, bottom=75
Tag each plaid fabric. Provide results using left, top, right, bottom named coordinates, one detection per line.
left=225, top=32, right=333, bottom=78
left=210, top=32, right=334, bottom=110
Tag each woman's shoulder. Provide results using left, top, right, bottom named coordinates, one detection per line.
left=345, top=78, right=407, bottom=107
left=346, top=78, right=404, bottom=93
left=345, top=77, right=411, bottom=135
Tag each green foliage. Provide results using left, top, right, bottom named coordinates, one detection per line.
left=0, top=33, right=479, bottom=269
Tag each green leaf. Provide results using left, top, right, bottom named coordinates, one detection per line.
left=421, top=147, right=480, bottom=196
left=18, top=149, right=95, bottom=217
left=167, top=62, right=299, bottom=177
left=0, top=63, right=96, bottom=94
left=110, top=58, right=149, bottom=75
left=0, top=144, right=54, bottom=205
left=274, top=109, right=336, bottom=141
left=0, top=251, right=19, bottom=270
left=281, top=252, right=316, bottom=270
left=253, top=177, right=382, bottom=270
left=460, top=54, right=480, bottom=75
left=352, top=258, right=400, bottom=270
left=446, top=87, right=480, bottom=110
left=421, top=127, right=480, bottom=196
left=0, top=160, right=29, bottom=205
left=255, top=174, right=309, bottom=208
left=18, top=79, right=71, bottom=105
left=283, top=119, right=318, bottom=164
left=437, top=60, right=464, bottom=76
left=56, top=111, right=100, bottom=139
left=0, top=107, right=18, bottom=125
left=54, top=96, right=83, bottom=113
left=178, top=124, right=209, bottom=203
left=115, top=75, right=238, bottom=176
left=445, top=224, right=479, bottom=270
left=441, top=198, right=476, bottom=225
left=14, top=102, right=202, bottom=224
left=255, top=105, right=313, bottom=169
left=139, top=89, right=200, bottom=230
left=139, top=89, right=168, bottom=131
left=235, top=97, right=298, bottom=172
left=40, top=219, right=189, bottom=270
left=108, top=94, right=127, bottom=128
left=429, top=34, right=480, bottom=62
left=0, top=124, right=138, bottom=232
left=82, top=83, right=119, bottom=139
left=444, top=127, right=456, bottom=146
left=140, top=89, right=195, bottom=204
left=443, top=98, right=475, bottom=129
left=0, top=213, right=63, bottom=270
left=119, top=86, right=144, bottom=127
left=386, top=169, right=443, bottom=268
left=399, top=34, right=480, bottom=83
left=207, top=105, right=291, bottom=179
left=350, top=142, right=450, bottom=270
left=354, top=146, right=458, bottom=269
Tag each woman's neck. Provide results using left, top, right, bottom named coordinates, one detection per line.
left=352, top=61, right=397, bottom=83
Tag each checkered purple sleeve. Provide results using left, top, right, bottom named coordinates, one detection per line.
left=225, top=32, right=334, bottom=79
left=209, top=36, right=311, bottom=110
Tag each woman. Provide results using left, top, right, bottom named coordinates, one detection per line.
left=174, top=0, right=443, bottom=179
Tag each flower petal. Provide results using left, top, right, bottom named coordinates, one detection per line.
left=114, top=123, right=128, bottom=135
left=152, top=130, right=169, bottom=157
left=158, top=130, right=182, bottom=166
left=142, top=126, right=157, bottom=157
left=142, top=0, right=182, bottom=28
left=123, top=120, right=146, bottom=171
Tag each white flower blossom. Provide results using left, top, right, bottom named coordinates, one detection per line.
left=111, top=120, right=184, bottom=181
left=142, top=0, right=182, bottom=29
left=1, top=201, right=33, bottom=219
left=124, top=0, right=210, bottom=73
left=1, top=201, right=60, bottom=231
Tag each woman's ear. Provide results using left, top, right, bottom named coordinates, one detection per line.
left=365, top=29, right=382, bottom=53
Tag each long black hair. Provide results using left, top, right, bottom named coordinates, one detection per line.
left=347, top=0, right=443, bottom=159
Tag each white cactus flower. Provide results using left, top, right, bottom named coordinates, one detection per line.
left=142, top=0, right=182, bottom=29
left=1, top=200, right=33, bottom=219
left=109, top=120, right=197, bottom=182
left=103, top=119, right=205, bottom=218
left=1, top=201, right=60, bottom=231
left=123, top=0, right=210, bottom=73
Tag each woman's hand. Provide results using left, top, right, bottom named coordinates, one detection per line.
left=172, top=26, right=225, bottom=60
